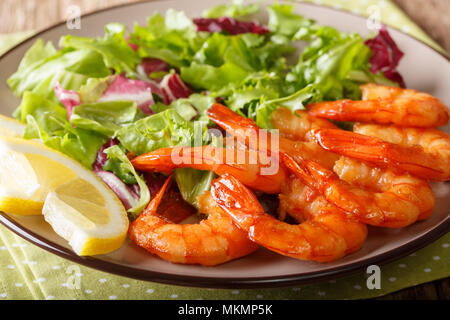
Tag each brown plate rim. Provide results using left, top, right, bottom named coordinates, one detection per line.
left=1, top=212, right=449, bottom=289
left=0, top=0, right=449, bottom=289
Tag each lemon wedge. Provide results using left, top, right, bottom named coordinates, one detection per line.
left=0, top=136, right=129, bottom=255
left=0, top=114, right=26, bottom=137
left=44, top=178, right=129, bottom=256
left=0, top=137, right=78, bottom=215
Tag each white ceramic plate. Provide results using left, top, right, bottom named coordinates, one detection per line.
left=0, top=0, right=448, bottom=288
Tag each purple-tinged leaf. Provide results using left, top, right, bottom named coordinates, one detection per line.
left=365, top=26, right=405, bottom=87
left=141, top=58, right=170, bottom=75
left=54, top=83, right=81, bottom=120
left=193, top=17, right=269, bottom=35
left=95, top=170, right=140, bottom=210
left=98, top=75, right=155, bottom=114
left=160, top=73, right=193, bottom=104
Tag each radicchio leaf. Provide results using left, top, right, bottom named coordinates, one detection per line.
left=365, top=26, right=405, bottom=87
left=141, top=58, right=171, bottom=75
left=98, top=75, right=155, bottom=114
left=54, top=83, right=81, bottom=120
left=93, top=138, right=119, bottom=171
left=93, top=139, right=140, bottom=210
left=95, top=170, right=140, bottom=210
left=160, top=73, right=193, bottom=104
left=193, top=17, right=269, bottom=35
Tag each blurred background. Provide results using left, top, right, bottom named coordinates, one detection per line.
left=0, top=0, right=449, bottom=51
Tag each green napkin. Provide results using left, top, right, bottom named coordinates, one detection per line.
left=0, top=0, right=448, bottom=300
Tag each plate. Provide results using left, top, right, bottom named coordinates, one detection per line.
left=0, top=0, right=449, bottom=289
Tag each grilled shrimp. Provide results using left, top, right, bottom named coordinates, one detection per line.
left=311, top=126, right=450, bottom=181
left=208, top=104, right=435, bottom=228
left=271, top=108, right=433, bottom=225
left=270, top=107, right=338, bottom=142
left=271, top=109, right=367, bottom=252
left=279, top=178, right=367, bottom=255
left=207, top=103, right=339, bottom=169
left=128, top=175, right=258, bottom=266
left=282, top=154, right=434, bottom=228
left=211, top=173, right=366, bottom=262
left=308, top=83, right=449, bottom=127
left=131, top=146, right=288, bottom=194
left=354, top=124, right=450, bottom=181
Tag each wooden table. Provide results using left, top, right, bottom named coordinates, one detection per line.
left=0, top=0, right=448, bottom=300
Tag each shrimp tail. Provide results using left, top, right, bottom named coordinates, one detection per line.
left=308, top=84, right=450, bottom=127
left=141, top=175, right=173, bottom=216
left=310, top=128, right=447, bottom=181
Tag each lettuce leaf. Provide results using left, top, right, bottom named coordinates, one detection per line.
left=114, top=107, right=212, bottom=207
left=129, top=10, right=203, bottom=68
left=169, top=93, right=215, bottom=122
left=19, top=92, right=107, bottom=168
left=267, top=2, right=314, bottom=39
left=181, top=33, right=290, bottom=91
left=70, top=101, right=139, bottom=137
left=60, top=23, right=141, bottom=76
left=78, top=77, right=115, bottom=104
left=252, top=84, right=315, bottom=129
left=174, top=168, right=216, bottom=208
left=104, top=145, right=150, bottom=218
left=202, top=0, right=259, bottom=19
left=8, top=40, right=110, bottom=103
left=115, top=109, right=203, bottom=156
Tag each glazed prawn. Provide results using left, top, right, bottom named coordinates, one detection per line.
left=282, top=154, right=435, bottom=227
left=271, top=108, right=435, bottom=223
left=211, top=173, right=367, bottom=262
left=270, top=107, right=339, bottom=142
left=128, top=175, right=258, bottom=266
left=207, top=104, right=340, bottom=170
left=308, top=83, right=449, bottom=127
left=279, top=178, right=368, bottom=255
left=310, top=126, right=450, bottom=181
left=208, top=103, right=435, bottom=228
left=131, top=146, right=288, bottom=194
left=305, top=83, right=450, bottom=181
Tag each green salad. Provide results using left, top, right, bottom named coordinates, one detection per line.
left=7, top=1, right=402, bottom=219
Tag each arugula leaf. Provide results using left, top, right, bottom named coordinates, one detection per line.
left=252, top=85, right=315, bottom=129
left=104, top=145, right=150, bottom=218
